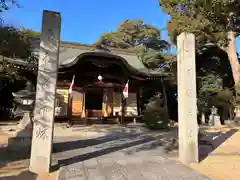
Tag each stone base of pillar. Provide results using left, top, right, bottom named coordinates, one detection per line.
left=234, top=106, right=240, bottom=122
left=209, top=115, right=221, bottom=127
left=18, top=112, right=33, bottom=130
left=8, top=112, right=33, bottom=150
left=201, top=113, right=206, bottom=124
left=133, top=118, right=137, bottom=124
left=214, top=115, right=222, bottom=127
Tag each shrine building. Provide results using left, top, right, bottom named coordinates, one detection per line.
left=12, top=39, right=164, bottom=124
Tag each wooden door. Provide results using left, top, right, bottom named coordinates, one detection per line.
left=72, top=90, right=85, bottom=117
left=126, top=93, right=137, bottom=116
left=113, top=91, right=121, bottom=116
left=102, top=88, right=114, bottom=117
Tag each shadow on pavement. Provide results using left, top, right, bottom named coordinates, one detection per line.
left=0, top=131, right=166, bottom=173
left=199, top=128, right=238, bottom=161
left=0, top=170, right=37, bottom=180
left=1, top=127, right=237, bottom=174
left=51, top=134, right=163, bottom=171
left=52, top=131, right=143, bottom=153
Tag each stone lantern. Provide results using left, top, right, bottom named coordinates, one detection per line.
left=209, top=106, right=221, bottom=126
left=12, top=81, right=35, bottom=135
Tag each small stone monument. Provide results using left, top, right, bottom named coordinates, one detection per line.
left=9, top=81, right=35, bottom=148
left=234, top=106, right=240, bottom=122
left=209, top=106, right=221, bottom=126
left=201, top=112, right=206, bottom=124
left=234, top=87, right=240, bottom=122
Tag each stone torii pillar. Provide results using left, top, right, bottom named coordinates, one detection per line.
left=177, top=32, right=199, bottom=164
left=29, top=10, right=61, bottom=173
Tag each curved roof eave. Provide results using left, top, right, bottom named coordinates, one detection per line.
left=58, top=51, right=165, bottom=78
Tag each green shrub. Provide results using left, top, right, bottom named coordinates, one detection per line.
left=212, top=89, right=234, bottom=122
left=144, top=93, right=169, bottom=129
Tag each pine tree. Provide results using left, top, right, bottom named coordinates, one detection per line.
left=159, top=0, right=240, bottom=84
left=94, top=19, right=173, bottom=73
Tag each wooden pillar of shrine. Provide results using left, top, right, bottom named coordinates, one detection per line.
left=121, top=93, right=126, bottom=125
left=67, top=93, right=73, bottom=125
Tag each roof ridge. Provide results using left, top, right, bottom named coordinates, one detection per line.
left=30, top=37, right=137, bottom=56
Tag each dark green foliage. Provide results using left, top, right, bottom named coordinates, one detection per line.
left=140, top=80, right=172, bottom=127
left=94, top=19, right=173, bottom=75
left=20, top=28, right=41, bottom=38
left=0, top=26, right=32, bottom=59
left=140, top=80, right=162, bottom=106
left=213, top=89, right=234, bottom=122
left=158, top=0, right=240, bottom=47
left=213, top=89, right=234, bottom=108
left=0, top=25, right=39, bottom=75
left=0, top=0, right=19, bottom=12
left=0, top=25, right=38, bottom=114
left=135, top=45, right=175, bottom=76
left=159, top=0, right=240, bottom=88
left=196, top=45, right=234, bottom=119
left=235, top=82, right=240, bottom=103
left=0, top=0, right=20, bottom=25
left=144, top=93, right=169, bottom=129
left=158, top=0, right=238, bottom=118
left=95, top=19, right=168, bottom=49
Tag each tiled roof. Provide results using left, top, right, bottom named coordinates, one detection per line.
left=31, top=39, right=163, bottom=77
left=2, top=39, right=166, bottom=77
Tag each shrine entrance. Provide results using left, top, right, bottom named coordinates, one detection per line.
left=57, top=52, right=148, bottom=124
left=29, top=10, right=166, bottom=174
left=85, top=87, right=103, bottom=118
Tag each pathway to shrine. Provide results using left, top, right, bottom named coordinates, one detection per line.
left=26, top=10, right=204, bottom=179
left=55, top=129, right=209, bottom=180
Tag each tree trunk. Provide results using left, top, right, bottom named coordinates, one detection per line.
left=161, top=77, right=169, bottom=120
left=226, top=31, right=239, bottom=84
left=225, top=31, right=240, bottom=121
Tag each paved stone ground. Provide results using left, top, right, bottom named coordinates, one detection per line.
left=191, top=127, right=240, bottom=179
left=55, top=131, right=210, bottom=180
left=0, top=124, right=211, bottom=179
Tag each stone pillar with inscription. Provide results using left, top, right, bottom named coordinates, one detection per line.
left=29, top=10, right=61, bottom=173
left=177, top=32, right=199, bottom=164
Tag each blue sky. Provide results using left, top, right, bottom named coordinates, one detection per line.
left=2, top=0, right=169, bottom=44
left=1, top=0, right=239, bottom=53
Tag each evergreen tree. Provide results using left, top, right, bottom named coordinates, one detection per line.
left=0, top=0, right=19, bottom=12
left=159, top=0, right=240, bottom=84
left=95, top=19, right=169, bottom=50
left=94, top=19, right=174, bottom=74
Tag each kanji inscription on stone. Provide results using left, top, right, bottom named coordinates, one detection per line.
left=29, top=10, right=61, bottom=173
left=177, top=32, right=198, bottom=164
